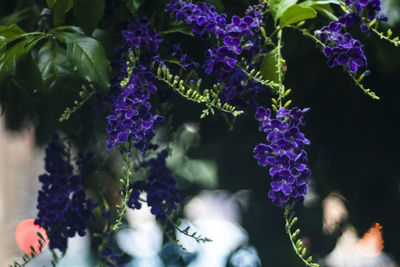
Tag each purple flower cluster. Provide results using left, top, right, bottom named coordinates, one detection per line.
left=340, top=0, right=387, bottom=30
left=122, top=18, right=162, bottom=51
left=316, top=22, right=367, bottom=73
left=253, top=107, right=311, bottom=206
left=165, top=0, right=262, bottom=80
left=35, top=133, right=95, bottom=252
left=107, top=19, right=164, bottom=152
left=128, top=150, right=181, bottom=220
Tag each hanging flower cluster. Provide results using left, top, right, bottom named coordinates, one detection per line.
left=128, top=149, right=181, bottom=220
left=35, top=133, right=95, bottom=252
left=316, top=22, right=367, bottom=73
left=107, top=18, right=164, bottom=152
left=165, top=0, right=262, bottom=80
left=340, top=0, right=387, bottom=29
left=253, top=107, right=311, bottom=206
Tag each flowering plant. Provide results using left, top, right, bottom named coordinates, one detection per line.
left=1, top=0, right=399, bottom=266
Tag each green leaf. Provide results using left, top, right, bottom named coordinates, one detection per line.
left=298, top=0, right=339, bottom=21
left=299, top=0, right=339, bottom=5
left=267, top=0, right=281, bottom=18
left=36, top=39, right=73, bottom=90
left=46, top=0, right=74, bottom=26
left=56, top=32, right=110, bottom=90
left=73, top=0, right=105, bottom=34
left=0, top=38, right=33, bottom=79
left=279, top=5, right=317, bottom=27
left=49, top=25, right=85, bottom=35
left=124, top=0, right=144, bottom=15
left=275, top=0, right=299, bottom=20
left=260, top=48, right=283, bottom=88
left=0, top=37, right=6, bottom=61
left=0, top=24, right=25, bottom=39
left=314, top=4, right=338, bottom=21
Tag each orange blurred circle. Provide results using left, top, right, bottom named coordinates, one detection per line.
left=15, top=219, right=48, bottom=254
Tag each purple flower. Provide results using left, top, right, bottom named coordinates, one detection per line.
left=122, top=18, right=162, bottom=51
left=107, top=19, right=164, bottom=152
left=253, top=107, right=311, bottom=206
left=165, top=0, right=263, bottom=79
left=128, top=150, right=181, bottom=220
left=316, top=22, right=367, bottom=73
left=339, top=0, right=387, bottom=29
left=35, top=134, right=95, bottom=252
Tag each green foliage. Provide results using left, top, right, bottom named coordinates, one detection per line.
left=239, top=60, right=280, bottom=92
left=260, top=48, right=285, bottom=89
left=284, top=204, right=320, bottom=267
left=73, top=0, right=105, bottom=34
left=298, top=0, right=340, bottom=21
left=0, top=24, right=25, bottom=39
left=269, top=0, right=298, bottom=20
left=280, top=5, right=317, bottom=28
left=36, top=39, right=73, bottom=90
left=59, top=84, right=95, bottom=121
left=155, top=64, right=243, bottom=118
left=46, top=0, right=74, bottom=26
left=124, top=0, right=144, bottom=15
left=9, top=232, right=47, bottom=267
left=346, top=69, right=380, bottom=100
left=56, top=32, right=110, bottom=90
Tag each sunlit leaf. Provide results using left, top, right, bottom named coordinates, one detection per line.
left=280, top=5, right=317, bottom=27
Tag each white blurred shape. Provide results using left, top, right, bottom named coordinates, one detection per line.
left=118, top=205, right=163, bottom=258
left=322, top=226, right=398, bottom=267
left=322, top=192, right=348, bottom=235
left=184, top=190, right=241, bottom=223
left=181, top=190, right=249, bottom=267
left=58, top=235, right=92, bottom=267
left=230, top=246, right=261, bottom=267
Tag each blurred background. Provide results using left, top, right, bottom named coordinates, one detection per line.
left=1, top=0, right=400, bottom=266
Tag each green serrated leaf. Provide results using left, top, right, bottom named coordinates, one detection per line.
left=47, top=0, right=74, bottom=26
left=36, top=39, right=73, bottom=90
left=56, top=32, right=110, bottom=90
left=280, top=5, right=317, bottom=28
left=260, top=48, right=282, bottom=88
left=275, top=0, right=299, bottom=20
left=73, top=0, right=105, bottom=34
